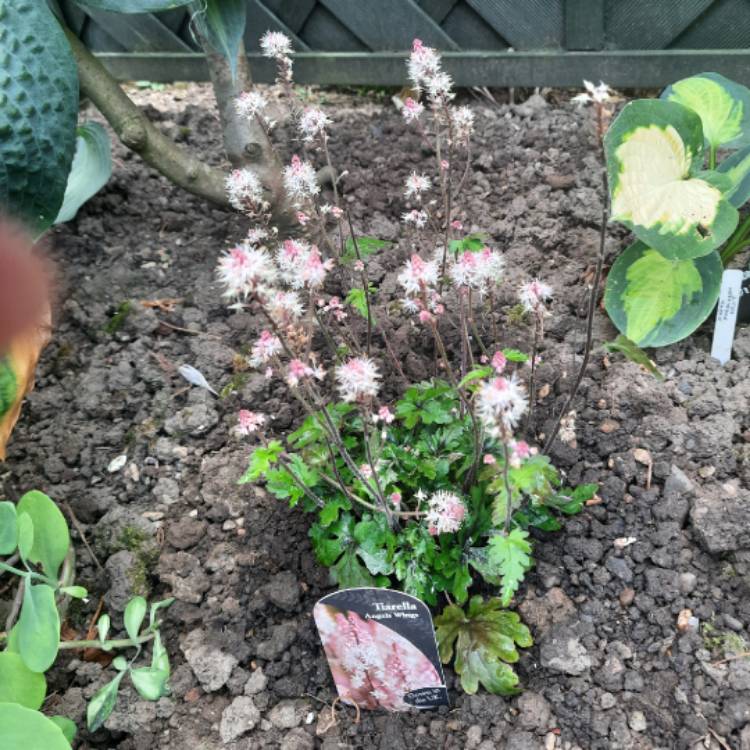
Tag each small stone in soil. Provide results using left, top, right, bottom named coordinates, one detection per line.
left=220, top=696, right=260, bottom=743
left=181, top=629, right=239, bottom=692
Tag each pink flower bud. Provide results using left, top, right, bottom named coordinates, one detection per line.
left=483, top=454, right=496, bottom=465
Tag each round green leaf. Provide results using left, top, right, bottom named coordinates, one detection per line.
left=0, top=652, right=47, bottom=710
left=59, top=585, right=88, bottom=599
left=605, top=99, right=738, bottom=260
left=54, top=123, right=112, bottom=224
left=18, top=583, right=60, bottom=672
left=0, top=1, right=78, bottom=235
left=0, top=703, right=71, bottom=750
left=16, top=491, right=70, bottom=580
left=604, top=241, right=722, bottom=347
left=0, top=357, right=18, bottom=421
left=124, top=596, right=147, bottom=641
left=17, top=512, right=34, bottom=563
left=130, top=666, right=169, bottom=700
left=49, top=717, right=77, bottom=745
left=663, top=72, right=750, bottom=149
left=74, top=0, right=193, bottom=11
left=0, top=501, right=18, bottom=555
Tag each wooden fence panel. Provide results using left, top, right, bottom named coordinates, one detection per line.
left=58, top=0, right=750, bottom=87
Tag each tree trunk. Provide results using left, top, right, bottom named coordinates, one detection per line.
left=61, top=25, right=230, bottom=208
left=202, top=39, right=291, bottom=223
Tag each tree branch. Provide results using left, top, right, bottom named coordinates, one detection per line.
left=61, top=24, right=230, bottom=207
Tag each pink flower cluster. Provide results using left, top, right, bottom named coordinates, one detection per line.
left=315, top=604, right=443, bottom=711
left=287, top=358, right=325, bottom=387
left=476, top=373, right=528, bottom=437
left=283, top=155, right=320, bottom=204
left=519, top=279, right=553, bottom=314
left=216, top=243, right=277, bottom=299
left=398, top=254, right=444, bottom=320
left=404, top=171, right=431, bottom=200
left=277, top=238, right=332, bottom=289
left=235, top=91, right=268, bottom=119
left=424, top=490, right=467, bottom=535
left=299, top=106, right=331, bottom=143
left=449, top=247, right=505, bottom=294
left=250, top=330, right=282, bottom=368
left=407, top=39, right=453, bottom=105
left=236, top=410, right=266, bottom=436
left=260, top=30, right=293, bottom=82
left=335, top=357, right=381, bottom=402
left=225, top=168, right=264, bottom=213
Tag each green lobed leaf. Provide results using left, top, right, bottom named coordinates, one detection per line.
left=604, top=242, right=723, bottom=347
left=16, top=491, right=70, bottom=579
left=189, top=0, right=246, bottom=80
left=449, top=233, right=486, bottom=254
left=487, top=529, right=533, bottom=607
left=18, top=583, right=60, bottom=672
left=54, top=123, right=112, bottom=224
left=603, top=334, right=664, bottom=380
left=663, top=72, right=750, bottom=150
left=435, top=596, right=532, bottom=695
left=74, top=0, right=193, bottom=11
left=0, top=703, right=71, bottom=750
left=330, top=548, right=375, bottom=588
left=345, top=285, right=376, bottom=322
left=605, top=99, right=738, bottom=260
left=87, top=671, right=125, bottom=732
left=0, top=0, right=78, bottom=234
left=0, top=501, right=18, bottom=554
left=501, top=348, right=528, bottom=363
left=342, top=236, right=391, bottom=264
left=0, top=358, right=18, bottom=421
left=124, top=596, right=147, bottom=641
left=0, top=652, right=47, bottom=710
left=238, top=440, right=283, bottom=483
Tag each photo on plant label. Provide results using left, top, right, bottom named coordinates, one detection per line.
left=313, top=588, right=449, bottom=711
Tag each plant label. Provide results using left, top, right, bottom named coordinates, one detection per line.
left=313, top=588, right=449, bottom=711
left=711, top=270, right=744, bottom=364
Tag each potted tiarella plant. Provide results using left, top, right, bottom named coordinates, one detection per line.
left=220, top=35, right=597, bottom=696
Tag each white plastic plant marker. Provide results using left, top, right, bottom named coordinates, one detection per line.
left=178, top=364, right=218, bottom=396
left=313, top=588, right=449, bottom=711
left=710, top=270, right=744, bottom=364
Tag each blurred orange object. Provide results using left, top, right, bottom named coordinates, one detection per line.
left=0, top=219, right=52, bottom=460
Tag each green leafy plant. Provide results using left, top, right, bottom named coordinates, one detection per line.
left=0, top=490, right=173, bottom=747
left=435, top=596, right=533, bottom=694
left=604, top=73, right=750, bottom=347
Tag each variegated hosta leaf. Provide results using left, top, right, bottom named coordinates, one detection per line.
left=718, top=145, right=750, bottom=207
left=663, top=73, right=750, bottom=150
left=604, top=241, right=723, bottom=347
left=606, top=100, right=738, bottom=260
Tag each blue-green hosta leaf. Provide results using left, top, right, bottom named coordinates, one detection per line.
left=0, top=1, right=78, bottom=234
left=0, top=501, right=18, bottom=554
left=604, top=242, right=723, bottom=347
left=16, top=490, right=70, bottom=580
left=18, top=583, right=60, bottom=672
left=605, top=99, right=738, bottom=260
left=189, top=0, right=246, bottom=80
left=718, top=145, right=750, bottom=207
left=663, top=73, right=750, bottom=150
left=0, top=651, right=47, bottom=710
left=0, top=703, right=71, bottom=750
left=74, top=0, right=193, bottom=11
left=54, top=123, right=112, bottom=224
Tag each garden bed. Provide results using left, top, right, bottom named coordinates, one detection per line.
left=4, top=82, right=750, bottom=750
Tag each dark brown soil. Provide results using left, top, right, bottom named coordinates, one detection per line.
left=2, top=82, right=750, bottom=750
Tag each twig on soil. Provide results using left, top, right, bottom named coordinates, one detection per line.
left=156, top=319, right=223, bottom=339
left=63, top=502, right=105, bottom=574
left=711, top=651, right=750, bottom=666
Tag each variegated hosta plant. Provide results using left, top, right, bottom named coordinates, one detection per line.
left=604, top=73, right=750, bottom=347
